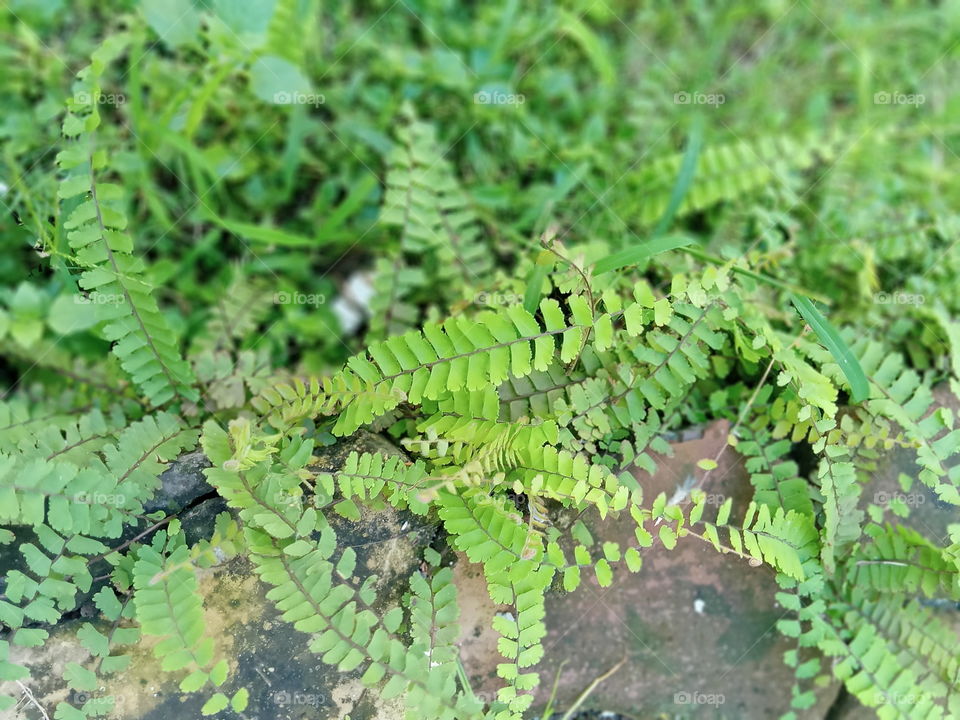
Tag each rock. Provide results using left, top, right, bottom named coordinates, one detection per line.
left=499, top=420, right=840, bottom=719
left=3, top=431, right=432, bottom=720
left=142, top=450, right=213, bottom=515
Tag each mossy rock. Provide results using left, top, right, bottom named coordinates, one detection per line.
left=3, top=431, right=431, bottom=720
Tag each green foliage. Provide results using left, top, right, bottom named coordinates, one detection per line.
left=57, top=33, right=197, bottom=406
left=2, top=2, right=960, bottom=719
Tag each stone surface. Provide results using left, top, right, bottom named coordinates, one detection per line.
left=142, top=450, right=214, bottom=515
left=8, top=405, right=958, bottom=719
left=521, top=421, right=841, bottom=719
left=4, top=431, right=431, bottom=720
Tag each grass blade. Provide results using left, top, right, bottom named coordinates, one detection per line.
left=790, top=294, right=869, bottom=403
left=592, top=234, right=693, bottom=276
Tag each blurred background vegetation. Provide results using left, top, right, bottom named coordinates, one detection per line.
left=1, top=0, right=958, bottom=386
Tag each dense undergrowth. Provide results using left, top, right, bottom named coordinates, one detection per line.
left=1, top=1, right=960, bottom=718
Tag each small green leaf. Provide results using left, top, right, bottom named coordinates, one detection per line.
left=201, top=692, right=229, bottom=715
left=231, top=688, right=250, bottom=712
left=63, top=662, right=97, bottom=691
left=141, top=0, right=200, bottom=46
left=716, top=497, right=732, bottom=526
left=594, top=559, right=613, bottom=587
left=423, top=547, right=442, bottom=567
left=48, top=294, right=99, bottom=335
left=658, top=525, right=677, bottom=550
left=250, top=55, right=312, bottom=105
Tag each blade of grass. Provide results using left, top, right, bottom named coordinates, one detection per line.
left=523, top=251, right=555, bottom=313
left=790, top=294, right=869, bottom=403
left=556, top=9, right=616, bottom=87
left=653, top=113, right=704, bottom=236
left=592, top=234, right=693, bottom=275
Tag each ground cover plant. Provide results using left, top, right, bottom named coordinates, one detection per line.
left=1, top=1, right=960, bottom=718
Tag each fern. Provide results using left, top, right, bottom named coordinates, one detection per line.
left=5, top=27, right=960, bottom=718
left=408, top=565, right=461, bottom=697
left=369, top=105, right=492, bottom=340
left=804, top=334, right=960, bottom=503
left=58, top=34, right=196, bottom=406
left=622, top=130, right=845, bottom=226
left=131, top=525, right=233, bottom=711
left=817, top=446, right=863, bottom=575
left=738, top=424, right=815, bottom=516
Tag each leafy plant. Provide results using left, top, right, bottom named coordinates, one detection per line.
left=1, top=2, right=959, bottom=719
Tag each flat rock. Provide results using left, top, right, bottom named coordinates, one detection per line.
left=4, top=431, right=431, bottom=720
left=460, top=420, right=843, bottom=719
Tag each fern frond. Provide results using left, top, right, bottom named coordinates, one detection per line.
left=316, top=450, right=432, bottom=514
left=625, top=131, right=843, bottom=226
left=246, top=525, right=483, bottom=719
left=687, top=499, right=819, bottom=581
left=132, top=526, right=229, bottom=696
left=843, top=525, right=958, bottom=599
left=817, top=446, right=863, bottom=575
left=845, top=591, right=960, bottom=715
left=264, top=0, right=315, bottom=65
left=738, top=425, right=815, bottom=516
left=408, top=566, right=460, bottom=698
left=806, top=334, right=960, bottom=503
left=58, top=34, right=196, bottom=406
left=368, top=105, right=493, bottom=341
left=490, top=562, right=553, bottom=719
left=438, top=489, right=532, bottom=574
